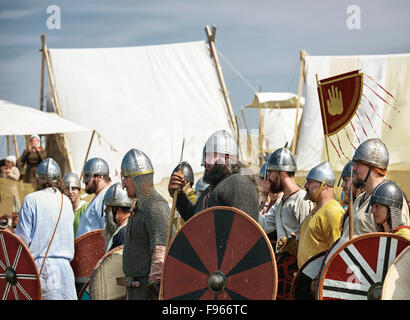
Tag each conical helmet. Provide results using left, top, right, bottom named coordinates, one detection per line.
left=62, top=172, right=81, bottom=193
left=36, top=158, right=61, bottom=181
left=258, top=162, right=268, bottom=179
left=203, top=130, right=238, bottom=165
left=172, top=161, right=194, bottom=185
left=370, top=180, right=404, bottom=229
left=121, top=148, right=154, bottom=178
left=306, top=161, right=336, bottom=187
left=266, top=148, right=296, bottom=172
left=352, top=138, right=389, bottom=170
left=337, top=160, right=353, bottom=186
left=82, top=157, right=109, bottom=183
left=103, top=182, right=133, bottom=207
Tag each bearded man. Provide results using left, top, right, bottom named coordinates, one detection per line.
left=76, top=158, right=111, bottom=238
left=257, top=147, right=312, bottom=300
left=168, top=130, right=259, bottom=222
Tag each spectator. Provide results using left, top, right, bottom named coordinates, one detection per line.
left=1, top=155, right=20, bottom=181
left=18, top=134, right=47, bottom=183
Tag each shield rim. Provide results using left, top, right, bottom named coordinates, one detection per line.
left=317, top=232, right=410, bottom=300
left=0, top=230, right=42, bottom=300
left=88, top=245, right=125, bottom=300
left=78, top=279, right=90, bottom=300
left=160, top=205, right=278, bottom=300
left=381, top=245, right=409, bottom=300
left=289, top=249, right=327, bottom=300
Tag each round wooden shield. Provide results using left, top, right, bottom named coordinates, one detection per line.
left=0, top=230, right=41, bottom=300
left=89, top=245, right=126, bottom=300
left=382, top=246, right=410, bottom=300
left=289, top=250, right=326, bottom=300
left=161, top=206, right=277, bottom=300
left=71, top=229, right=105, bottom=285
left=317, top=233, right=409, bottom=300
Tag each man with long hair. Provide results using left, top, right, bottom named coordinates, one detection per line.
left=15, top=158, right=77, bottom=300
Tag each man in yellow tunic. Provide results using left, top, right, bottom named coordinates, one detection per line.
left=297, top=161, right=344, bottom=269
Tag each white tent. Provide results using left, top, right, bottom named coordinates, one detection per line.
left=44, top=40, right=234, bottom=183
left=243, top=92, right=304, bottom=165
left=0, top=99, right=90, bottom=136
left=295, top=52, right=410, bottom=196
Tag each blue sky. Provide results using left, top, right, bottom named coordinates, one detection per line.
left=1, top=0, right=410, bottom=156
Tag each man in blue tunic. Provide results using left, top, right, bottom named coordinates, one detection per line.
left=15, top=158, right=77, bottom=300
left=76, top=157, right=111, bottom=238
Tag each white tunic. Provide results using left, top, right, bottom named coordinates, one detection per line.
left=76, top=187, right=108, bottom=238
left=15, top=188, right=77, bottom=300
left=258, top=189, right=313, bottom=250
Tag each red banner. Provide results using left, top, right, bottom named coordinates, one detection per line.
left=317, top=70, right=363, bottom=136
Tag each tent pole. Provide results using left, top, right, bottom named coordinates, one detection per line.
left=39, top=37, right=46, bottom=112
left=6, top=136, right=10, bottom=156
left=80, top=130, right=96, bottom=181
left=291, top=50, right=306, bottom=155
left=205, top=25, right=238, bottom=140
left=41, top=34, right=75, bottom=173
left=12, top=135, right=19, bottom=158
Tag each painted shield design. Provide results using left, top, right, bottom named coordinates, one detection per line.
left=317, top=233, right=409, bottom=300
left=71, top=229, right=105, bottom=286
left=0, top=231, right=41, bottom=300
left=161, top=206, right=278, bottom=300
left=382, top=246, right=410, bottom=300
left=290, top=250, right=326, bottom=300
left=89, top=245, right=126, bottom=300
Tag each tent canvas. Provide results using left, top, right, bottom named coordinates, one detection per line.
left=0, top=99, right=90, bottom=136
left=296, top=52, right=410, bottom=197
left=242, top=92, right=304, bottom=166
left=44, top=40, right=234, bottom=184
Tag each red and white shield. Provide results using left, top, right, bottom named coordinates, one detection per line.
left=317, top=233, right=409, bottom=300
left=0, top=231, right=41, bottom=300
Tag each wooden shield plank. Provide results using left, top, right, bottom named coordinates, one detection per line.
left=89, top=245, right=126, bottom=300
left=382, top=246, right=410, bottom=300
left=317, top=233, right=409, bottom=300
left=0, top=230, right=41, bottom=300
left=71, top=229, right=105, bottom=281
left=290, top=250, right=326, bottom=300
left=161, top=206, right=277, bottom=300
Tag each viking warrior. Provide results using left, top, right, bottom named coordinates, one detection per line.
left=171, top=161, right=197, bottom=204
left=258, top=147, right=313, bottom=300
left=370, top=180, right=410, bottom=241
left=338, top=160, right=364, bottom=208
left=168, top=130, right=259, bottom=222
left=170, top=161, right=197, bottom=228
left=120, top=148, right=171, bottom=300
left=76, top=157, right=111, bottom=238
left=298, top=162, right=344, bottom=268
left=325, top=138, right=410, bottom=264
left=258, top=162, right=283, bottom=215
left=62, top=172, right=89, bottom=237
left=102, top=182, right=132, bottom=252
left=15, top=158, right=77, bottom=300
